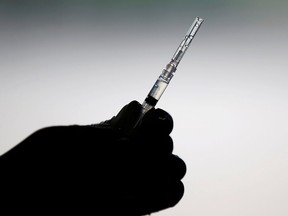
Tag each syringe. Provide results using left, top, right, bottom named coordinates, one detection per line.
left=141, top=17, right=204, bottom=114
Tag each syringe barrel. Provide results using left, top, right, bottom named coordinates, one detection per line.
left=141, top=17, right=203, bottom=115
left=142, top=62, right=177, bottom=113
left=172, top=17, right=203, bottom=66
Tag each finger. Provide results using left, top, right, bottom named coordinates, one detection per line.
left=129, top=180, right=185, bottom=215
left=134, top=134, right=174, bottom=155
left=149, top=181, right=185, bottom=210
left=110, top=100, right=143, bottom=134
left=165, top=154, right=187, bottom=180
left=148, top=154, right=187, bottom=181
left=131, top=154, right=186, bottom=184
left=139, top=108, right=174, bottom=135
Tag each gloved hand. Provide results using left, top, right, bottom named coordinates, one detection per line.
left=0, top=101, right=186, bottom=215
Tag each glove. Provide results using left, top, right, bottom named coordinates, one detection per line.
left=0, top=101, right=186, bottom=215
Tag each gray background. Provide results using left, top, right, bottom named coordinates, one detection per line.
left=1, top=1, right=287, bottom=215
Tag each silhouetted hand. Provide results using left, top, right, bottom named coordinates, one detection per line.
left=0, top=101, right=186, bottom=215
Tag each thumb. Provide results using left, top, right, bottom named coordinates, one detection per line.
left=110, top=100, right=143, bottom=134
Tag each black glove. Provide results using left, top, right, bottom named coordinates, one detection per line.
left=0, top=101, right=186, bottom=215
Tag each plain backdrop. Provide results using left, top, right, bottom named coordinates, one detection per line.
left=1, top=1, right=287, bottom=215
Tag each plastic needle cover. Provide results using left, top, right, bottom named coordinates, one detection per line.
left=141, top=17, right=204, bottom=114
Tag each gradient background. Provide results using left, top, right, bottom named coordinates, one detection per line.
left=1, top=1, right=287, bottom=215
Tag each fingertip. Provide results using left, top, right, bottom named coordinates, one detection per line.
left=110, top=100, right=143, bottom=134
left=167, top=181, right=185, bottom=208
left=129, top=100, right=142, bottom=109
left=147, top=180, right=185, bottom=212
left=169, top=155, right=187, bottom=180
